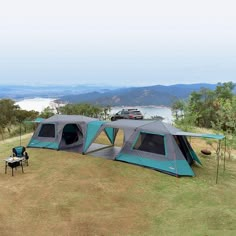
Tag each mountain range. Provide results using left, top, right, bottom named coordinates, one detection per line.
left=0, top=83, right=235, bottom=107
left=60, top=83, right=220, bottom=106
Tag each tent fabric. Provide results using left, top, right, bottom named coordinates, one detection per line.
left=27, top=115, right=105, bottom=153
left=28, top=115, right=225, bottom=177
left=174, top=131, right=225, bottom=140
left=102, top=119, right=155, bottom=142
left=24, top=117, right=45, bottom=123
left=33, top=117, right=45, bottom=123
left=85, top=119, right=224, bottom=177
left=116, top=154, right=195, bottom=176
left=83, top=120, right=107, bottom=153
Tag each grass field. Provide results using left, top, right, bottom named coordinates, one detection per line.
left=0, top=134, right=236, bottom=236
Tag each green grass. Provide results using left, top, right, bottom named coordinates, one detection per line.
left=0, top=135, right=236, bottom=236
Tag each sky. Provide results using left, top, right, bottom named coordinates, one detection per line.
left=0, top=0, right=235, bottom=87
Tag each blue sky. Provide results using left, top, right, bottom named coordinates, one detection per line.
left=0, top=0, right=235, bottom=86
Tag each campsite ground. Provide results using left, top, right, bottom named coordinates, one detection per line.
left=0, top=134, right=236, bottom=236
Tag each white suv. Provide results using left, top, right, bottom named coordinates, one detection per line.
left=111, top=109, right=144, bottom=121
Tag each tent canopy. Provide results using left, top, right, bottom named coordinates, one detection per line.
left=85, top=119, right=225, bottom=177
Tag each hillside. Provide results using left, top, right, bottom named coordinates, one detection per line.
left=1, top=83, right=235, bottom=106
left=0, top=84, right=117, bottom=100
left=61, top=83, right=219, bottom=106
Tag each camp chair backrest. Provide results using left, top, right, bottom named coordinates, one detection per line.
left=12, top=146, right=26, bottom=157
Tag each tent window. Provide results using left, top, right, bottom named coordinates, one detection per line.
left=133, top=132, right=166, bottom=155
left=39, top=124, right=55, bottom=138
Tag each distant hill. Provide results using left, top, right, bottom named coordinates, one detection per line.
left=0, top=84, right=117, bottom=100
left=61, top=83, right=220, bottom=106
left=1, top=83, right=235, bottom=107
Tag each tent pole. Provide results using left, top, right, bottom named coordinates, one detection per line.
left=20, top=122, right=22, bottom=146
left=216, top=140, right=221, bottom=184
left=223, top=138, right=226, bottom=171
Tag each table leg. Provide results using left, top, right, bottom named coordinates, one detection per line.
left=21, top=161, right=24, bottom=173
left=5, top=161, right=7, bottom=174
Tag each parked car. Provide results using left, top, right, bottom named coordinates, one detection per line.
left=111, top=108, right=144, bottom=121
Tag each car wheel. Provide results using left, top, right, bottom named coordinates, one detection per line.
left=111, top=117, right=116, bottom=121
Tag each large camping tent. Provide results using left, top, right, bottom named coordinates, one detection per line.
left=84, top=119, right=225, bottom=177
left=27, top=115, right=105, bottom=153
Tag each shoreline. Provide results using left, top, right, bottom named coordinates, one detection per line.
left=15, top=97, right=173, bottom=122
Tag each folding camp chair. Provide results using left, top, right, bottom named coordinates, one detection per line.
left=12, top=146, right=29, bottom=166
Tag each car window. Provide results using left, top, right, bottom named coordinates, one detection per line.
left=132, top=111, right=142, bottom=115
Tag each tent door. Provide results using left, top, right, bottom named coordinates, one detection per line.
left=61, top=124, right=82, bottom=146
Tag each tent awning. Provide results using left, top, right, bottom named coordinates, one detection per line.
left=174, top=132, right=225, bottom=140
left=24, top=117, right=45, bottom=123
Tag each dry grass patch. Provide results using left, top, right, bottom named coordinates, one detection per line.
left=0, top=139, right=148, bottom=235
left=0, top=135, right=236, bottom=236
left=94, top=129, right=124, bottom=147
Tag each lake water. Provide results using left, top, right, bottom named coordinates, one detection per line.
left=15, top=98, right=57, bottom=112
left=15, top=98, right=173, bottom=123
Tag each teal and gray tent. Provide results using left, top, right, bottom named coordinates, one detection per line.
left=27, top=114, right=105, bottom=153
left=85, top=119, right=224, bottom=177
left=83, top=120, right=152, bottom=155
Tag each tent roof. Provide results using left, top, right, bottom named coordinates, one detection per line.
left=104, top=119, right=154, bottom=129
left=103, top=120, right=225, bottom=140
left=43, top=114, right=98, bottom=123
left=174, top=131, right=225, bottom=140
left=103, top=120, right=181, bottom=134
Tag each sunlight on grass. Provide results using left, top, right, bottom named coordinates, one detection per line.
left=94, top=129, right=124, bottom=147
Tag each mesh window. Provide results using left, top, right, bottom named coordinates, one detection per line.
left=133, top=132, right=165, bottom=155
left=38, top=124, right=55, bottom=138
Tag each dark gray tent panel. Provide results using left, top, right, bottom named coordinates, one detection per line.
left=117, top=129, right=195, bottom=176
left=85, top=119, right=224, bottom=177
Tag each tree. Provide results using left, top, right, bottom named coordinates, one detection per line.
left=59, top=103, right=103, bottom=118
left=211, top=96, right=236, bottom=159
left=171, top=99, right=185, bottom=121
left=15, top=109, right=39, bottom=123
left=0, top=99, right=39, bottom=139
left=40, top=106, right=55, bottom=118
left=0, top=99, right=19, bottom=136
left=14, top=109, right=39, bottom=133
left=176, top=81, right=236, bottom=159
left=100, top=105, right=112, bottom=120
left=183, top=82, right=235, bottom=129
left=187, top=88, right=217, bottom=128
left=215, top=82, right=235, bottom=101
